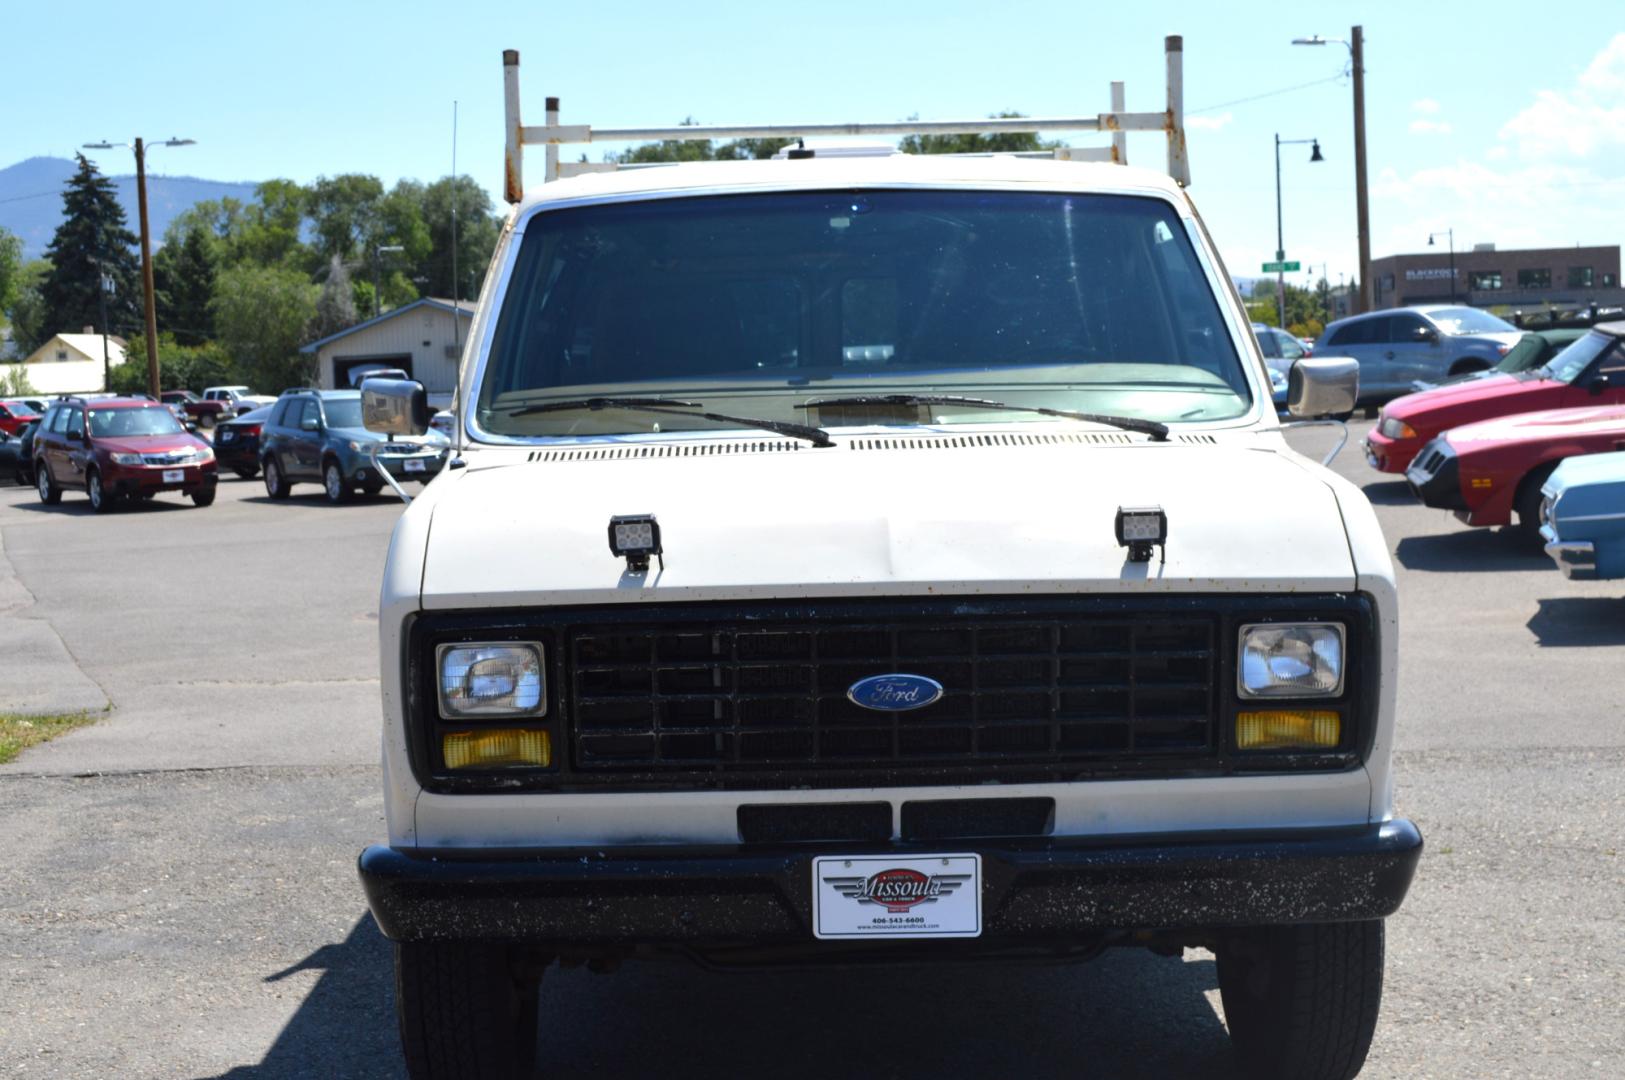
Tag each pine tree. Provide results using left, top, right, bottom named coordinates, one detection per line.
left=311, top=253, right=358, bottom=341
left=40, top=155, right=142, bottom=338
left=154, top=223, right=218, bottom=346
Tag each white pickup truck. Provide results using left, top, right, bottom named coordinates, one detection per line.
left=357, top=42, right=1420, bottom=1080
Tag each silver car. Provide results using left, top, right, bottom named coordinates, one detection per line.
left=1316, top=305, right=1521, bottom=403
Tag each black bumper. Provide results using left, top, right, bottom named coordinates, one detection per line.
left=1406, top=439, right=1467, bottom=510
left=359, top=820, right=1422, bottom=946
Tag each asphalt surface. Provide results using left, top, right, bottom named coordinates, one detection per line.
left=1, top=422, right=1621, bottom=1078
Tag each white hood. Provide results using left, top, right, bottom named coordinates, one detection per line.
left=416, top=438, right=1354, bottom=609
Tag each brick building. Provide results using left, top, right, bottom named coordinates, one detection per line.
left=1369, top=244, right=1622, bottom=312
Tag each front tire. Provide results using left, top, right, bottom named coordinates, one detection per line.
left=263, top=458, right=291, bottom=500
left=87, top=469, right=116, bottom=514
left=191, top=487, right=216, bottom=507
left=395, top=942, right=540, bottom=1080
left=1514, top=462, right=1561, bottom=537
left=323, top=460, right=352, bottom=504
left=36, top=462, right=61, bottom=505
left=1218, top=920, right=1385, bottom=1080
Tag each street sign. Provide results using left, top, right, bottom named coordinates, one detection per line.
left=1261, top=261, right=1301, bottom=273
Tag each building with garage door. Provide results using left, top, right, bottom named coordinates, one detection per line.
left=300, top=298, right=473, bottom=408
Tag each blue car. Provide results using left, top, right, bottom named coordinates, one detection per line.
left=1538, top=450, right=1625, bottom=579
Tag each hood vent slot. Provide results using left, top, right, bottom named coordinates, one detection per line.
left=525, top=430, right=1218, bottom=462
left=528, top=440, right=805, bottom=463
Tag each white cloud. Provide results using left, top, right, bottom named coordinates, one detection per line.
left=1371, top=159, right=1624, bottom=254
left=1411, top=98, right=1442, bottom=115
left=1409, top=119, right=1453, bottom=136
left=1499, top=33, right=1625, bottom=160
left=1186, top=111, right=1232, bottom=131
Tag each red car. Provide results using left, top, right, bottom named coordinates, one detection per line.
left=1405, top=403, right=1625, bottom=530
left=32, top=395, right=218, bottom=512
left=0, top=399, right=41, bottom=436
left=1365, top=322, right=1625, bottom=474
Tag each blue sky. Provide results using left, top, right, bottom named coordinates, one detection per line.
left=7, top=0, right=1624, bottom=291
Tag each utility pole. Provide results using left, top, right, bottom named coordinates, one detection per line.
left=1274, top=134, right=1323, bottom=329
left=1352, top=26, right=1371, bottom=315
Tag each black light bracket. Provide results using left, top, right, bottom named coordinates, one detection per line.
left=608, top=514, right=664, bottom=573
left=1115, top=505, right=1168, bottom=564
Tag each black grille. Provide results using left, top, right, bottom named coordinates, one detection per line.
left=567, top=613, right=1217, bottom=776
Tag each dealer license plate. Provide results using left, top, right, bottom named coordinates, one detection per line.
left=219, top=430, right=235, bottom=442
left=162, top=469, right=185, bottom=483
left=403, top=458, right=427, bottom=473
left=812, top=853, right=981, bottom=939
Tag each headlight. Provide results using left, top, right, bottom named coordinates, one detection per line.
left=1378, top=416, right=1417, bottom=440
left=110, top=451, right=143, bottom=465
left=348, top=440, right=367, bottom=453
left=194, top=445, right=214, bottom=462
left=1238, top=623, right=1345, bottom=698
left=438, top=643, right=546, bottom=718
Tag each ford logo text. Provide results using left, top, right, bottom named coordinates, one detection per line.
left=846, top=674, right=945, bottom=712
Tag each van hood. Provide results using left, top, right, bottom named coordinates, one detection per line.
left=416, top=438, right=1356, bottom=608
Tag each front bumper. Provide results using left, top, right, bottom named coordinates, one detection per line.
left=1541, top=531, right=1599, bottom=580
left=108, top=464, right=218, bottom=496
left=1406, top=439, right=1467, bottom=510
left=359, top=819, right=1422, bottom=946
left=1363, top=431, right=1422, bottom=474
left=357, top=450, right=446, bottom=484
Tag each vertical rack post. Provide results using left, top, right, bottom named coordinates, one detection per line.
left=503, top=49, right=523, bottom=203
left=1110, top=81, right=1127, bottom=165
left=1164, top=35, right=1188, bottom=186
left=544, top=97, right=560, bottom=184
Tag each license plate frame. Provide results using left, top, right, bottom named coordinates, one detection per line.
left=811, top=853, right=981, bottom=940
left=161, top=469, right=185, bottom=483
left=403, top=458, right=427, bottom=473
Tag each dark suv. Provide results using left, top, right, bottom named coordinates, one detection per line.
left=33, top=395, right=218, bottom=512
left=259, top=389, right=447, bottom=504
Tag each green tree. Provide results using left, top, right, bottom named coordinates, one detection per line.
left=421, top=176, right=502, bottom=300
left=5, top=261, right=51, bottom=356
left=0, top=227, right=22, bottom=320
left=308, top=174, right=385, bottom=262
left=1, top=365, right=38, bottom=395
left=153, top=222, right=219, bottom=346
left=312, top=254, right=359, bottom=341
left=899, top=112, right=1057, bottom=155
left=109, top=334, right=234, bottom=395
left=211, top=265, right=318, bottom=392
left=40, top=154, right=142, bottom=338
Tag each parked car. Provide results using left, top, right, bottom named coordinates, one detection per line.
left=179, top=385, right=275, bottom=428
left=0, top=426, right=25, bottom=483
left=212, top=405, right=273, bottom=479
left=0, top=399, right=41, bottom=436
left=32, top=395, right=218, bottom=512
left=1316, top=305, right=1521, bottom=404
left=1366, top=322, right=1625, bottom=475
left=1405, top=402, right=1625, bottom=531
left=1408, top=328, right=1590, bottom=392
left=259, top=389, right=447, bottom=503
left=10, top=419, right=40, bottom=487
left=1538, top=450, right=1625, bottom=579
left=1252, top=324, right=1309, bottom=414
left=346, top=365, right=411, bottom=388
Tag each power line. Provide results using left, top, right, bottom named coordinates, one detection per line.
left=1189, top=73, right=1347, bottom=116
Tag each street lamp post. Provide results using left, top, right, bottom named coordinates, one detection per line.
left=373, top=245, right=405, bottom=319
left=1274, top=134, right=1323, bottom=329
left=1293, top=26, right=1370, bottom=314
left=83, top=137, right=195, bottom=398
left=1428, top=229, right=1456, bottom=303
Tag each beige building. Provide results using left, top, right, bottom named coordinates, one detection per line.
left=14, top=332, right=128, bottom=394
left=301, top=298, right=473, bottom=408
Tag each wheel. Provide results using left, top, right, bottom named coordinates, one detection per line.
left=87, top=469, right=117, bottom=514
left=263, top=457, right=292, bottom=499
left=362, top=474, right=385, bottom=497
left=1514, top=462, right=1561, bottom=536
left=233, top=466, right=260, bottom=480
left=1218, top=920, right=1384, bottom=1080
left=323, top=459, right=352, bottom=504
left=35, top=461, right=61, bottom=505
left=198, top=413, right=215, bottom=429
left=191, top=487, right=216, bottom=508
left=395, top=942, right=540, bottom=1080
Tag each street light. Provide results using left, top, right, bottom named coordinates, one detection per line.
left=83, top=137, right=196, bottom=398
left=1428, top=229, right=1457, bottom=303
left=1293, top=27, right=1370, bottom=315
left=372, top=245, right=406, bottom=319
left=1274, top=134, right=1323, bottom=329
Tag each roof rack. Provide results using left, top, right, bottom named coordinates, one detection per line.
left=501, top=35, right=1189, bottom=200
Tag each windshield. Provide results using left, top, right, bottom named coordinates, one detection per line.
left=1428, top=307, right=1515, bottom=335
left=88, top=406, right=184, bottom=438
left=322, top=398, right=364, bottom=428
left=478, top=190, right=1252, bottom=438
left=1544, top=331, right=1619, bottom=383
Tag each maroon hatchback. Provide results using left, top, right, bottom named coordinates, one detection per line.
left=33, top=395, right=218, bottom=512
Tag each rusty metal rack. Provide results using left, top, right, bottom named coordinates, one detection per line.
left=501, top=35, right=1189, bottom=202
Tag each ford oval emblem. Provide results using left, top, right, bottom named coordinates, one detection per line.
left=847, top=674, right=945, bottom=712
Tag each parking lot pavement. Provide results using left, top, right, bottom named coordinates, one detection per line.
left=1, top=424, right=1622, bottom=1079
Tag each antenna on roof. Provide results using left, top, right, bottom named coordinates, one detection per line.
left=450, top=100, right=460, bottom=352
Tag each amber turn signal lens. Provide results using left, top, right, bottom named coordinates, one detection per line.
left=1236, top=710, right=1340, bottom=750
left=443, top=729, right=552, bottom=769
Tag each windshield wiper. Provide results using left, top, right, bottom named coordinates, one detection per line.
left=795, top=394, right=1170, bottom=442
left=506, top=396, right=834, bottom=448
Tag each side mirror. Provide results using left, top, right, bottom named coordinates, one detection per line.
left=361, top=378, right=431, bottom=437
left=66, top=429, right=85, bottom=443
left=185, top=422, right=200, bottom=434
left=300, top=417, right=322, bottom=432
left=1414, top=326, right=1439, bottom=344
left=1589, top=373, right=1611, bottom=396
left=1288, top=355, right=1360, bottom=418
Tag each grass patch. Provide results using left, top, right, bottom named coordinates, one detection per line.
left=0, top=712, right=99, bottom=765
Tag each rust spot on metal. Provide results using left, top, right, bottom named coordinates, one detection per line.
left=1110, top=145, right=1122, bottom=165
left=1102, top=114, right=1121, bottom=132
left=503, top=48, right=519, bottom=65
